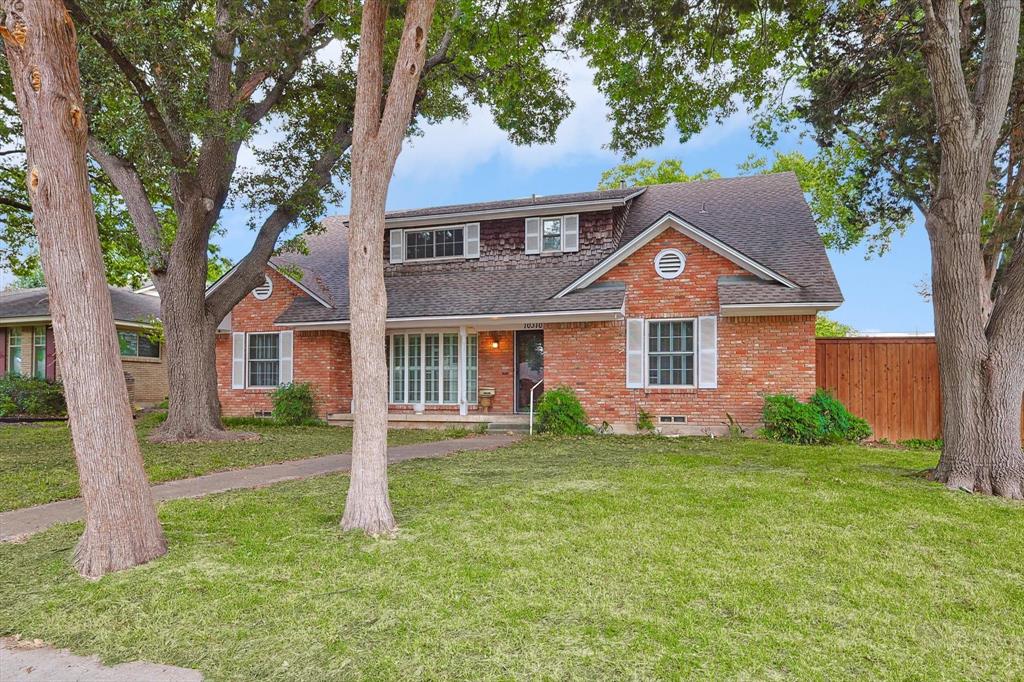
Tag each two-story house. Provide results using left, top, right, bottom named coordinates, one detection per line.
left=211, top=173, right=842, bottom=433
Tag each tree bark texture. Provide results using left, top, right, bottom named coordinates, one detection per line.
left=921, top=0, right=1024, bottom=498
left=341, top=0, right=437, bottom=535
left=1, top=0, right=167, bottom=574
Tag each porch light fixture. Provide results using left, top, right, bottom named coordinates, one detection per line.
left=491, top=337, right=499, bottom=349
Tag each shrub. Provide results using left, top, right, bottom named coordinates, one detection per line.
left=761, top=394, right=821, bottom=444
left=535, top=386, right=591, bottom=435
left=0, top=375, right=66, bottom=418
left=761, top=390, right=871, bottom=445
left=271, top=382, right=319, bottom=425
left=809, top=389, right=872, bottom=443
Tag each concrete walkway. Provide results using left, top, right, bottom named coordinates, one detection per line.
left=0, top=433, right=519, bottom=542
left=1, top=637, right=202, bottom=681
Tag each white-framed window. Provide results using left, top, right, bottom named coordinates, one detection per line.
left=247, top=332, right=281, bottom=387
left=647, top=319, right=696, bottom=387
left=405, top=225, right=465, bottom=260
left=7, top=327, right=23, bottom=375
left=541, top=217, right=563, bottom=252
left=32, top=326, right=46, bottom=378
left=118, top=330, right=160, bottom=359
left=387, top=331, right=478, bottom=405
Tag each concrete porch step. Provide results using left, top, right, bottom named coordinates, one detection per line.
left=487, top=421, right=532, bottom=434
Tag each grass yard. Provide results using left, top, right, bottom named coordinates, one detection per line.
left=0, top=414, right=470, bottom=511
left=1, top=437, right=1021, bottom=680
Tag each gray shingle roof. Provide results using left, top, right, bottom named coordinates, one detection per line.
left=269, top=173, right=841, bottom=324
left=0, top=286, right=162, bottom=324
left=382, top=187, right=640, bottom=221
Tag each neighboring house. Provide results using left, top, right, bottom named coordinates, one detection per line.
left=0, top=286, right=169, bottom=407
left=211, top=173, right=843, bottom=433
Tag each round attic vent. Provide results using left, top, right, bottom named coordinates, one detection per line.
left=654, top=249, right=686, bottom=280
left=252, top=275, right=273, bottom=300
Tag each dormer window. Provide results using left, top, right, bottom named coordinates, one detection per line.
left=406, top=226, right=464, bottom=260
left=525, top=214, right=579, bottom=254
left=542, top=218, right=563, bottom=252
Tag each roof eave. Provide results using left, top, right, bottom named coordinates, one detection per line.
left=719, top=301, right=841, bottom=317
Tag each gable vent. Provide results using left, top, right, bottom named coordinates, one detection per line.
left=654, top=248, right=686, bottom=280
left=252, top=275, right=273, bottom=300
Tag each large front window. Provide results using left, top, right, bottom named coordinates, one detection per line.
left=248, top=333, right=281, bottom=387
left=405, top=226, right=464, bottom=260
left=647, top=320, right=695, bottom=387
left=387, top=331, right=478, bottom=404
left=118, top=330, right=160, bottom=358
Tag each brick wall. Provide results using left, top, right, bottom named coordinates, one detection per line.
left=216, top=269, right=351, bottom=417
left=545, top=228, right=817, bottom=433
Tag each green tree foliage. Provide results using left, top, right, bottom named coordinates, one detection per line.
left=597, top=158, right=720, bottom=189
left=815, top=314, right=855, bottom=338
left=570, top=0, right=1019, bottom=256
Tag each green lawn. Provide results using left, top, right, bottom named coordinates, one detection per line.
left=1, top=436, right=1020, bottom=680
left=0, top=414, right=470, bottom=511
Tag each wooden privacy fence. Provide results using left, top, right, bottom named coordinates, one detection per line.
left=815, top=337, right=1024, bottom=443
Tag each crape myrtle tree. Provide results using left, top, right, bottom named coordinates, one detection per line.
left=1, top=0, right=166, bottom=576
left=572, top=0, right=1023, bottom=498
left=342, top=0, right=573, bottom=535
left=46, top=0, right=570, bottom=442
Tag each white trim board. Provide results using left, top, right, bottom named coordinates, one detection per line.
left=555, top=212, right=798, bottom=298
left=720, top=302, right=841, bottom=317
left=205, top=261, right=333, bottom=309
left=274, top=308, right=625, bottom=330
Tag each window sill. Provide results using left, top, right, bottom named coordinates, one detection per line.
left=121, top=356, right=162, bottom=364
left=399, top=255, right=471, bottom=264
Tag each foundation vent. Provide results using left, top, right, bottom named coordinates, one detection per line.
left=659, top=415, right=688, bottom=424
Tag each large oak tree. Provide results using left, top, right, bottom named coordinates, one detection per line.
left=2, top=0, right=166, bottom=576
left=573, top=0, right=1023, bottom=498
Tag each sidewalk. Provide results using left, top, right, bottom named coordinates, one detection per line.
left=0, top=433, right=519, bottom=542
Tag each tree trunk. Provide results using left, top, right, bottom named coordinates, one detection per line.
left=926, top=200, right=1024, bottom=499
left=2, top=0, right=166, bottom=575
left=341, top=0, right=436, bottom=535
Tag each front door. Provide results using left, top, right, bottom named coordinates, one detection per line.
left=515, top=330, right=544, bottom=413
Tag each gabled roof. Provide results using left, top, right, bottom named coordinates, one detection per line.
left=259, top=172, right=841, bottom=325
left=0, top=286, right=162, bottom=326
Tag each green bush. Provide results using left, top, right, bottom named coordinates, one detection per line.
left=535, top=386, right=591, bottom=435
left=270, top=382, right=320, bottom=425
left=761, top=390, right=870, bottom=445
left=0, top=375, right=66, bottom=418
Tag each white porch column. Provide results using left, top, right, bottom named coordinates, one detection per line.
left=458, top=326, right=468, bottom=416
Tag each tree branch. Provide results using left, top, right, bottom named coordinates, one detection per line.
left=920, top=0, right=975, bottom=139
left=65, top=0, right=191, bottom=170
left=973, top=0, right=1022, bottom=142
left=0, top=195, right=32, bottom=212
left=206, top=123, right=353, bottom=321
left=87, top=136, right=168, bottom=275
left=423, top=7, right=461, bottom=73
left=0, top=148, right=25, bottom=157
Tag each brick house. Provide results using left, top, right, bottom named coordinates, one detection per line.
left=0, top=286, right=169, bottom=407
left=211, top=173, right=842, bottom=433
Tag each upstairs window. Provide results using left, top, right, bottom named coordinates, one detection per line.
left=405, top=226, right=465, bottom=260
left=542, top=217, right=563, bottom=252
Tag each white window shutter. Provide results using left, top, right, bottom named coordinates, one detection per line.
left=464, top=222, right=480, bottom=259
left=231, top=332, right=245, bottom=389
left=562, top=214, right=579, bottom=252
left=280, top=330, right=294, bottom=384
left=525, top=217, right=541, bottom=254
left=626, top=318, right=645, bottom=388
left=389, top=229, right=404, bottom=264
left=698, top=316, right=718, bottom=389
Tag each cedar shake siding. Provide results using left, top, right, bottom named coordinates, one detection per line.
left=211, top=174, right=841, bottom=431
